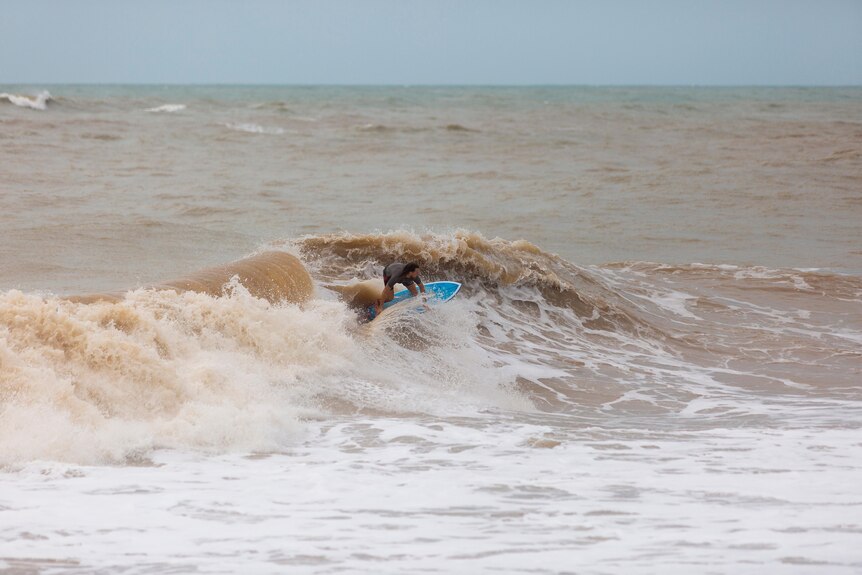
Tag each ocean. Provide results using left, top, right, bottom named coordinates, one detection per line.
left=1, top=85, right=861, bottom=573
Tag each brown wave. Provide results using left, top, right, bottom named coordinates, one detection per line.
left=818, top=148, right=862, bottom=163
left=298, top=231, right=565, bottom=285
left=296, top=231, right=644, bottom=333
left=444, top=124, right=478, bottom=132
left=250, top=101, right=294, bottom=113
left=68, top=251, right=313, bottom=304
left=80, top=133, right=123, bottom=141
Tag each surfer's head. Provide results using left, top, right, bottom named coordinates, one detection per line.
left=404, top=262, right=420, bottom=278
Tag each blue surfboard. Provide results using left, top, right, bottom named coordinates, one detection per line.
left=366, top=280, right=461, bottom=321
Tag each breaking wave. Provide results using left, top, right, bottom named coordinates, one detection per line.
left=0, top=90, right=52, bottom=110
left=1, top=231, right=859, bottom=467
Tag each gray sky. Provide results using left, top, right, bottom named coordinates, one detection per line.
left=2, top=0, right=860, bottom=85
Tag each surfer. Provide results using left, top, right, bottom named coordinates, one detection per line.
left=375, top=262, right=426, bottom=316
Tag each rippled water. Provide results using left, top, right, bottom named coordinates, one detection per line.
left=1, top=86, right=861, bottom=574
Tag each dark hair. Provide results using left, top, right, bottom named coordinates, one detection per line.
left=403, top=262, right=420, bottom=274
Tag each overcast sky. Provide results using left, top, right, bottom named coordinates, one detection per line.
left=1, top=0, right=860, bottom=85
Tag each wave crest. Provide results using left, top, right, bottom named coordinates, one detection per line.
left=0, top=90, right=52, bottom=110
left=295, top=230, right=644, bottom=334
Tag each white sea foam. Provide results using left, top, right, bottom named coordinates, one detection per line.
left=0, top=90, right=51, bottom=110
left=2, top=422, right=860, bottom=573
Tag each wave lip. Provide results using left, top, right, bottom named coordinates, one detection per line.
left=0, top=90, right=52, bottom=110
left=68, top=251, right=314, bottom=305
left=158, top=251, right=313, bottom=304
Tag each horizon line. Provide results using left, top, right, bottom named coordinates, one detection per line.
left=3, top=82, right=861, bottom=89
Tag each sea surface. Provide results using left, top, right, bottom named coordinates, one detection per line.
left=1, top=85, right=861, bottom=574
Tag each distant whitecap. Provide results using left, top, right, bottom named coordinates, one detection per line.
left=0, top=90, right=52, bottom=110
left=144, top=104, right=187, bottom=113
left=224, top=122, right=285, bottom=135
